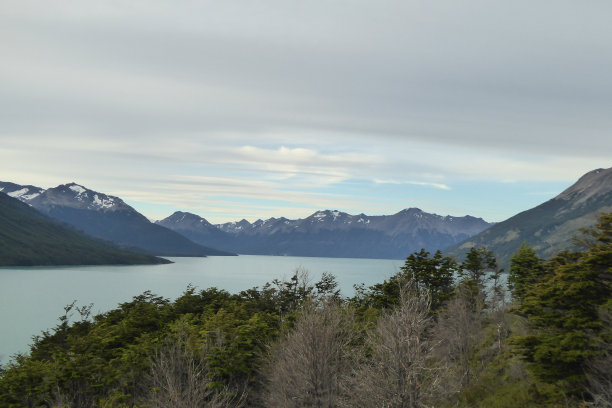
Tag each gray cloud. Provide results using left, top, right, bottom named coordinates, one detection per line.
left=3, top=1, right=612, bottom=154
left=1, top=0, right=611, bottom=221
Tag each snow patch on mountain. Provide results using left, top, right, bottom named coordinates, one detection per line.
left=7, top=188, right=41, bottom=200
left=23, top=192, right=40, bottom=200
left=8, top=188, right=29, bottom=198
left=69, top=185, right=87, bottom=194
left=93, top=194, right=115, bottom=209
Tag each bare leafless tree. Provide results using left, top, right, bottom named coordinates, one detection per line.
left=264, top=300, right=354, bottom=408
left=344, top=282, right=444, bottom=408
left=143, top=328, right=244, bottom=408
left=433, top=285, right=484, bottom=392
left=586, top=354, right=612, bottom=407
left=586, top=307, right=612, bottom=407
left=47, top=387, right=74, bottom=408
left=47, top=385, right=113, bottom=408
left=488, top=266, right=511, bottom=355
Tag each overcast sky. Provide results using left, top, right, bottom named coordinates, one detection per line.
left=1, top=0, right=610, bottom=223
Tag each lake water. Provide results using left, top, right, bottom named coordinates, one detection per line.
left=0, top=255, right=402, bottom=364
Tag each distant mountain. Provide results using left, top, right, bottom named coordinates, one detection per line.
left=157, top=211, right=230, bottom=244
left=0, top=182, right=45, bottom=201
left=157, top=208, right=492, bottom=259
left=446, top=167, right=612, bottom=266
left=0, top=192, right=169, bottom=266
left=0, top=182, right=235, bottom=257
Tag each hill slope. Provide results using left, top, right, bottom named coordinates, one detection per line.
left=0, top=192, right=169, bottom=266
left=158, top=208, right=491, bottom=259
left=446, top=167, right=612, bottom=265
left=0, top=182, right=235, bottom=257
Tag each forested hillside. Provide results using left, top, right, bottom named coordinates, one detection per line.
left=0, top=182, right=235, bottom=257
left=1, top=213, right=610, bottom=407
left=0, top=193, right=169, bottom=266
left=447, top=167, right=612, bottom=266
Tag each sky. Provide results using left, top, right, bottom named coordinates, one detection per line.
left=1, top=1, right=611, bottom=224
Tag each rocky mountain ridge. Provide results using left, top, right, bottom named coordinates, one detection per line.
left=0, top=181, right=234, bottom=257
left=9, top=166, right=609, bottom=263
left=446, top=167, right=612, bottom=265
left=157, top=208, right=492, bottom=259
left=0, top=182, right=130, bottom=212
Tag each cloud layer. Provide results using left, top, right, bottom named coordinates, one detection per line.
left=1, top=1, right=610, bottom=222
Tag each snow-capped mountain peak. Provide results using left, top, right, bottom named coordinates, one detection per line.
left=68, top=183, right=87, bottom=195
left=40, top=183, right=126, bottom=212
left=310, top=209, right=346, bottom=223
left=158, top=207, right=492, bottom=259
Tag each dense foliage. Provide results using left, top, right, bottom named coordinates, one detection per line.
left=512, top=213, right=612, bottom=398
left=508, top=243, right=546, bottom=302
left=1, top=213, right=610, bottom=407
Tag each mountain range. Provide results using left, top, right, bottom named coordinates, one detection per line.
left=445, top=167, right=612, bottom=265
left=0, top=182, right=234, bottom=257
left=157, top=208, right=491, bottom=259
left=3, top=166, right=611, bottom=264
left=0, top=192, right=168, bottom=266
left=1, top=180, right=492, bottom=261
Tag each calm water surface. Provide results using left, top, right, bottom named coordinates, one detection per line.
left=0, top=255, right=401, bottom=364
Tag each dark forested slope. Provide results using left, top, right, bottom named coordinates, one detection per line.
left=0, top=192, right=169, bottom=266
left=0, top=182, right=235, bottom=257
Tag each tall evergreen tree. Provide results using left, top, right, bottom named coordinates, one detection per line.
left=508, top=243, right=546, bottom=302
left=458, top=247, right=500, bottom=309
left=460, top=247, right=498, bottom=287
left=401, top=249, right=457, bottom=311
left=513, top=213, right=612, bottom=396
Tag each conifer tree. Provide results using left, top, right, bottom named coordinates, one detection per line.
left=459, top=247, right=499, bottom=310
left=401, top=249, right=457, bottom=311
left=460, top=246, right=498, bottom=288
left=513, top=213, right=612, bottom=396
left=508, top=243, right=546, bottom=302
